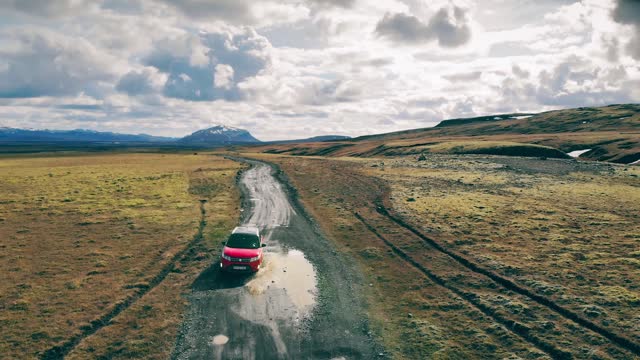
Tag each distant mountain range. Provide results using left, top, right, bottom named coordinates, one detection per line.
left=0, top=127, right=175, bottom=143
left=267, top=135, right=351, bottom=144
left=0, top=125, right=350, bottom=146
left=3, top=104, right=639, bottom=163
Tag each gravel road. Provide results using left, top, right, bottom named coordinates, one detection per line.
left=171, top=160, right=378, bottom=359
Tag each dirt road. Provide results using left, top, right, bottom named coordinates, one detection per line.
left=172, top=161, right=379, bottom=359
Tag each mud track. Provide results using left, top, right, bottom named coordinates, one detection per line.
left=355, top=212, right=569, bottom=359
left=325, top=164, right=639, bottom=358
left=40, top=201, right=209, bottom=360
left=373, top=202, right=640, bottom=357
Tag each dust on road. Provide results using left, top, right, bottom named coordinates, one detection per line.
left=172, top=161, right=377, bottom=359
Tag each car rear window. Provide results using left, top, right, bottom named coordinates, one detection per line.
left=226, top=233, right=260, bottom=249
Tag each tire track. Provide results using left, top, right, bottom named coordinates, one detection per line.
left=354, top=212, right=570, bottom=360
left=40, top=200, right=209, bottom=360
left=374, top=203, right=640, bottom=357
left=340, top=161, right=640, bottom=356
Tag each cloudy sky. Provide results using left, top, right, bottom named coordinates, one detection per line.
left=0, top=0, right=638, bottom=140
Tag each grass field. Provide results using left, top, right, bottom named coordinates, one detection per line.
left=0, top=152, right=242, bottom=359
left=248, top=152, right=640, bottom=359
left=380, top=156, right=640, bottom=339
left=3, top=145, right=638, bottom=359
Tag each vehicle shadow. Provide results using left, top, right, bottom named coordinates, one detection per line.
left=191, top=261, right=253, bottom=291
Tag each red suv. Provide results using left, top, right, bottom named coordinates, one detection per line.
left=220, top=226, right=265, bottom=272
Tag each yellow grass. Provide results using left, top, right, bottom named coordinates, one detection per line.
left=377, top=157, right=640, bottom=338
left=0, top=153, right=242, bottom=359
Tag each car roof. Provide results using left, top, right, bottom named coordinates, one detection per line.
left=232, top=226, right=260, bottom=236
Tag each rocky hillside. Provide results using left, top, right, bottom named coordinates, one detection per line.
left=251, top=104, right=640, bottom=164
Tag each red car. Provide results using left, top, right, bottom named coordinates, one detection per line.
left=220, top=226, right=265, bottom=272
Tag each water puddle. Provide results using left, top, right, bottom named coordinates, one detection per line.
left=229, top=244, right=318, bottom=358
left=246, top=248, right=317, bottom=314
left=210, top=334, right=229, bottom=360
left=211, top=334, right=229, bottom=346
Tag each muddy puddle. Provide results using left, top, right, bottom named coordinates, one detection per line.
left=246, top=247, right=317, bottom=314
left=211, top=334, right=229, bottom=346
left=223, top=243, right=317, bottom=358
left=231, top=242, right=318, bottom=323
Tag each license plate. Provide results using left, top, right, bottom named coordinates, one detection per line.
left=233, top=266, right=247, bottom=270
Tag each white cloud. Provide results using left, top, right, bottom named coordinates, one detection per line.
left=214, top=64, right=235, bottom=89
left=116, top=68, right=166, bottom=95
left=310, top=0, right=355, bottom=8
left=0, top=26, right=121, bottom=98
left=155, top=0, right=253, bottom=23
left=0, top=0, right=96, bottom=18
left=375, top=4, right=472, bottom=47
left=0, top=0, right=638, bottom=140
left=143, top=27, right=272, bottom=101
left=611, top=0, right=640, bottom=60
left=154, top=0, right=312, bottom=27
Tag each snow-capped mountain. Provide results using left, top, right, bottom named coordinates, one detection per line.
left=179, top=125, right=260, bottom=145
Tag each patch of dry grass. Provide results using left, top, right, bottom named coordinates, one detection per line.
left=0, top=153, right=242, bottom=359
left=373, top=156, right=640, bottom=344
